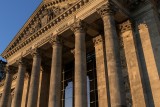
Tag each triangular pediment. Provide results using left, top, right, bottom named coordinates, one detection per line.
left=1, top=0, right=77, bottom=58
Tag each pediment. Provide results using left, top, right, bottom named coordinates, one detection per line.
left=2, top=0, right=77, bottom=57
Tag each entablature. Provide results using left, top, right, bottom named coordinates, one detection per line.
left=2, top=0, right=152, bottom=61
left=1, top=0, right=79, bottom=59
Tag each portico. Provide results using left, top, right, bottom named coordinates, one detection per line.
left=1, top=0, right=160, bottom=107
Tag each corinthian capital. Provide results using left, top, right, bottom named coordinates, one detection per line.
left=16, top=57, right=28, bottom=66
left=70, top=19, right=87, bottom=33
left=97, top=2, right=117, bottom=17
left=30, top=48, right=41, bottom=58
left=138, top=23, right=148, bottom=30
left=49, top=35, right=62, bottom=46
left=93, top=35, right=104, bottom=46
left=119, top=20, right=132, bottom=33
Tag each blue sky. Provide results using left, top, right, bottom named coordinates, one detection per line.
left=0, top=0, right=42, bottom=61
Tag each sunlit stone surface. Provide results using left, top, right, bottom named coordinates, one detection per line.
left=0, top=0, right=160, bottom=107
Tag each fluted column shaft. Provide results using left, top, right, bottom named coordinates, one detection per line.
left=120, top=21, right=146, bottom=107
left=93, top=35, right=109, bottom=107
left=27, top=49, right=41, bottom=107
left=0, top=66, right=14, bottom=107
left=12, top=59, right=26, bottom=107
left=71, top=20, right=88, bottom=107
left=97, top=3, right=126, bottom=107
left=48, top=36, right=62, bottom=107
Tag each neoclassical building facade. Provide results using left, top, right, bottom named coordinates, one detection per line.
left=0, top=0, right=160, bottom=107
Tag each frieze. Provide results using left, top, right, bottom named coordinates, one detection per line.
left=2, top=0, right=90, bottom=59
left=24, top=47, right=33, bottom=57
left=34, top=34, right=53, bottom=48
left=57, top=23, right=69, bottom=33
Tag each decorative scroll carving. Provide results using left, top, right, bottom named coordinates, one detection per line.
left=138, top=23, right=148, bottom=30
left=93, top=35, right=104, bottom=46
left=30, top=48, right=41, bottom=58
left=49, top=35, right=62, bottom=46
left=97, top=2, right=117, bottom=17
left=70, top=19, right=87, bottom=33
left=16, top=57, right=29, bottom=66
left=119, top=20, right=132, bottom=33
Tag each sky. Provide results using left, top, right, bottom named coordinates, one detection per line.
left=0, top=0, right=42, bottom=61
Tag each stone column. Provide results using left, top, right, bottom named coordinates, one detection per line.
left=138, top=23, right=160, bottom=107
left=38, top=64, right=50, bottom=107
left=119, top=20, right=146, bottom=107
left=97, top=3, right=126, bottom=106
left=70, top=20, right=88, bottom=107
left=12, top=58, right=26, bottom=107
left=21, top=73, right=30, bottom=107
left=48, top=35, right=62, bottom=107
left=0, top=66, right=14, bottom=107
left=0, top=94, right=2, bottom=102
left=27, top=49, right=41, bottom=107
left=93, top=35, right=109, bottom=107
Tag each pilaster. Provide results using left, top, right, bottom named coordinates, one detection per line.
left=137, top=22, right=160, bottom=107
left=119, top=20, right=147, bottom=107
left=93, top=35, right=109, bottom=107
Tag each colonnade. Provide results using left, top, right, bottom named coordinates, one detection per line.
left=1, top=2, right=160, bottom=107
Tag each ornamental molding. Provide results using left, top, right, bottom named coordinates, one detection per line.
left=119, top=20, right=132, bottom=33
left=16, top=57, right=29, bottom=66
left=97, top=1, right=117, bottom=17
left=49, top=34, right=62, bottom=46
left=2, top=0, right=90, bottom=59
left=138, top=23, right=148, bottom=30
left=30, top=48, right=42, bottom=58
left=70, top=19, right=87, bottom=33
left=93, top=35, right=104, bottom=46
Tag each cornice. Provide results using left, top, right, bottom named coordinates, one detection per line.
left=1, top=2, right=44, bottom=57
left=1, top=0, right=78, bottom=59
left=1, top=0, right=87, bottom=59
